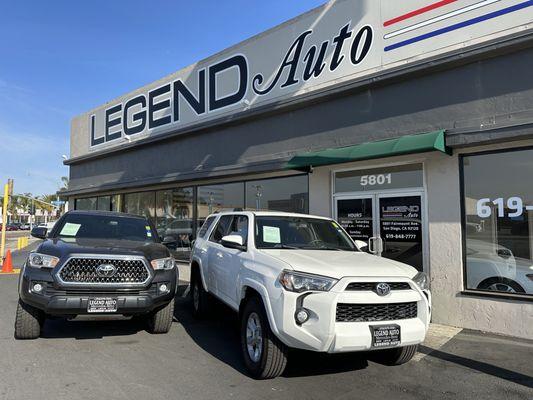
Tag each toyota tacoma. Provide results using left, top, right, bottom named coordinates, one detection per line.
left=15, top=210, right=178, bottom=339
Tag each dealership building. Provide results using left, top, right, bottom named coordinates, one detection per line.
left=63, top=0, right=533, bottom=339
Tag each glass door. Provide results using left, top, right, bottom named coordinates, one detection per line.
left=378, top=194, right=424, bottom=271
left=335, top=192, right=425, bottom=271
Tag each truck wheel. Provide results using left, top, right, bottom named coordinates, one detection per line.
left=14, top=299, right=44, bottom=340
left=374, top=344, right=418, bottom=366
left=147, top=301, right=174, bottom=334
left=190, top=274, right=210, bottom=318
left=240, top=297, right=288, bottom=379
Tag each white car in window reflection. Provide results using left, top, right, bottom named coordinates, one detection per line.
left=466, top=239, right=533, bottom=294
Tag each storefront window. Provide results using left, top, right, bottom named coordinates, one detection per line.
left=245, top=175, right=308, bottom=213
left=123, top=192, right=156, bottom=222
left=197, top=183, right=244, bottom=226
left=97, top=196, right=111, bottom=211
left=75, top=197, right=97, bottom=210
left=155, top=188, right=194, bottom=261
left=335, top=164, right=423, bottom=193
left=462, top=149, right=533, bottom=296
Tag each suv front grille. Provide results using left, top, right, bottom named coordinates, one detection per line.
left=58, top=257, right=150, bottom=285
left=336, top=302, right=417, bottom=322
left=345, top=282, right=411, bottom=291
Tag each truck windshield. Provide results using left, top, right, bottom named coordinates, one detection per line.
left=255, top=216, right=357, bottom=251
left=52, top=213, right=156, bottom=242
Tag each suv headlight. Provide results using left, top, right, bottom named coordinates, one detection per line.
left=279, top=270, right=338, bottom=293
left=151, top=257, right=175, bottom=270
left=28, top=253, right=59, bottom=269
left=412, top=272, right=429, bottom=291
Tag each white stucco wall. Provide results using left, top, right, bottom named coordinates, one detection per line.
left=309, top=144, right=533, bottom=340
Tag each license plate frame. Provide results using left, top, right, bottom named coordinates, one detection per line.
left=87, top=298, right=118, bottom=313
left=370, top=324, right=401, bottom=348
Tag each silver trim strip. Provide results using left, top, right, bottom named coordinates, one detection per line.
left=55, top=254, right=153, bottom=288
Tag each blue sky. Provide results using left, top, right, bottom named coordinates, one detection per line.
left=0, top=0, right=325, bottom=196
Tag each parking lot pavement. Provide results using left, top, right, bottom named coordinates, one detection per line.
left=0, top=275, right=531, bottom=400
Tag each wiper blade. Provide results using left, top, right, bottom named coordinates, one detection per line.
left=273, top=244, right=300, bottom=249
left=299, top=246, right=342, bottom=251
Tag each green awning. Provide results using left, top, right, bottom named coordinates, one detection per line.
left=285, top=130, right=450, bottom=170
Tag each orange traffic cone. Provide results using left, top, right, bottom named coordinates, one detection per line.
left=1, top=249, right=13, bottom=273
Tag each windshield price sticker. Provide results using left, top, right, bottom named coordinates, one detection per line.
left=263, top=226, right=281, bottom=244
left=60, top=223, right=81, bottom=236
left=476, top=197, right=532, bottom=218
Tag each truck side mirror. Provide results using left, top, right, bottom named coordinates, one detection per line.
left=31, top=227, right=47, bottom=240
left=221, top=235, right=246, bottom=251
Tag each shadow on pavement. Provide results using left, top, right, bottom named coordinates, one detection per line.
left=419, top=345, right=533, bottom=389
left=174, top=292, right=370, bottom=378
left=41, top=317, right=146, bottom=340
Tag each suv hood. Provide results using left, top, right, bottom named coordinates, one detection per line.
left=37, top=237, right=169, bottom=261
left=260, top=250, right=417, bottom=279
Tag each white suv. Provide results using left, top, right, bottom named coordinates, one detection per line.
left=190, top=211, right=431, bottom=379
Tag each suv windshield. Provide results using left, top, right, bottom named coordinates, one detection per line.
left=52, top=213, right=156, bottom=242
left=255, top=216, right=357, bottom=251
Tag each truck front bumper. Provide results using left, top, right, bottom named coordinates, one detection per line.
left=19, top=265, right=178, bottom=316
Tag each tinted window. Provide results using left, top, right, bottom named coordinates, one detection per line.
left=210, top=215, right=234, bottom=243
left=53, top=214, right=156, bottom=242
left=462, top=149, right=533, bottom=296
left=198, top=216, right=216, bottom=238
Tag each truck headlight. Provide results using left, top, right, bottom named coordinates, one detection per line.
left=28, top=253, right=59, bottom=269
left=279, top=270, right=337, bottom=293
left=412, top=272, right=429, bottom=291
left=151, top=257, right=175, bottom=270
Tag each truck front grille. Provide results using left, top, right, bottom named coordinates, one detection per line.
left=58, top=257, right=150, bottom=285
left=336, top=302, right=417, bottom=322
left=345, top=282, right=411, bottom=291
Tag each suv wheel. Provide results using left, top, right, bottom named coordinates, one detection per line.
left=240, top=297, right=288, bottom=379
left=147, top=301, right=174, bottom=334
left=373, top=344, right=418, bottom=366
left=190, top=274, right=210, bottom=318
left=14, top=299, right=44, bottom=340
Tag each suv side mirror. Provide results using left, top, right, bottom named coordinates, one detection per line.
left=221, top=235, right=246, bottom=251
left=354, top=240, right=368, bottom=251
left=31, top=227, right=47, bottom=240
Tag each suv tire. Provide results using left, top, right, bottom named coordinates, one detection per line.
left=14, top=299, right=44, bottom=340
left=240, top=296, right=288, bottom=379
left=190, top=273, right=210, bottom=318
left=147, top=300, right=174, bottom=334
left=373, top=344, right=418, bottom=365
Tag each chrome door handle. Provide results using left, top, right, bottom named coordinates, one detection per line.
left=216, top=252, right=224, bottom=258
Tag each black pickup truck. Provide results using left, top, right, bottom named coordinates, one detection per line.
left=15, top=210, right=178, bottom=339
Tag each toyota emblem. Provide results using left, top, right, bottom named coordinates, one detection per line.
left=375, top=282, right=391, bottom=296
left=96, top=263, right=117, bottom=278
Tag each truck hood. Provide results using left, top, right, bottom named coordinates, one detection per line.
left=36, top=237, right=169, bottom=261
left=260, top=250, right=418, bottom=280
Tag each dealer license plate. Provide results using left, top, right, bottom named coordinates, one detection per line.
left=87, top=298, right=118, bottom=313
left=370, top=324, right=401, bottom=348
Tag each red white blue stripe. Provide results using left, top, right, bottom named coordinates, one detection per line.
left=384, top=0, right=533, bottom=52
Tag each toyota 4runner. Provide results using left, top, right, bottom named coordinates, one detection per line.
left=190, top=211, right=431, bottom=379
left=15, top=210, right=178, bottom=339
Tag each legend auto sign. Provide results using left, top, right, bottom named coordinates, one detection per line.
left=79, top=0, right=533, bottom=155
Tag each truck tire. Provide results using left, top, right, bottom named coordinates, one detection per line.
left=147, top=300, right=174, bottom=334
left=374, top=344, right=418, bottom=366
left=190, top=273, right=210, bottom=318
left=240, top=296, right=288, bottom=379
left=14, top=299, right=44, bottom=340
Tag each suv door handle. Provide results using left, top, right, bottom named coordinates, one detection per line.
left=216, top=252, right=224, bottom=259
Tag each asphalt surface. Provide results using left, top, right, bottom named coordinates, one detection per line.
left=0, top=274, right=531, bottom=400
